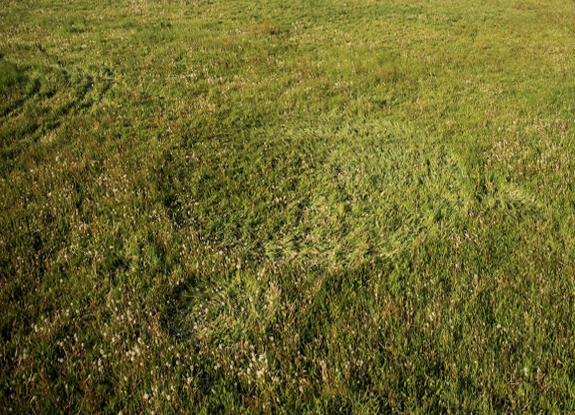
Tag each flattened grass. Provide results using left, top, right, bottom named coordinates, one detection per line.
left=2, top=0, right=575, bottom=413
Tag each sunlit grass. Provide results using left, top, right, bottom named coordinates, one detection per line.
left=2, top=0, right=575, bottom=413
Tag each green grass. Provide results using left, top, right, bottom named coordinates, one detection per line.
left=2, top=0, right=575, bottom=413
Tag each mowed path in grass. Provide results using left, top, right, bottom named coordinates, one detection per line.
left=2, top=0, right=575, bottom=413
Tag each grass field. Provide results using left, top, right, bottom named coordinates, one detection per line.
left=2, top=0, right=575, bottom=413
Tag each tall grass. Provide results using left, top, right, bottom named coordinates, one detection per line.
left=2, top=0, right=575, bottom=413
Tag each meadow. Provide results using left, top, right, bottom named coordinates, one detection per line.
left=2, top=0, right=575, bottom=413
